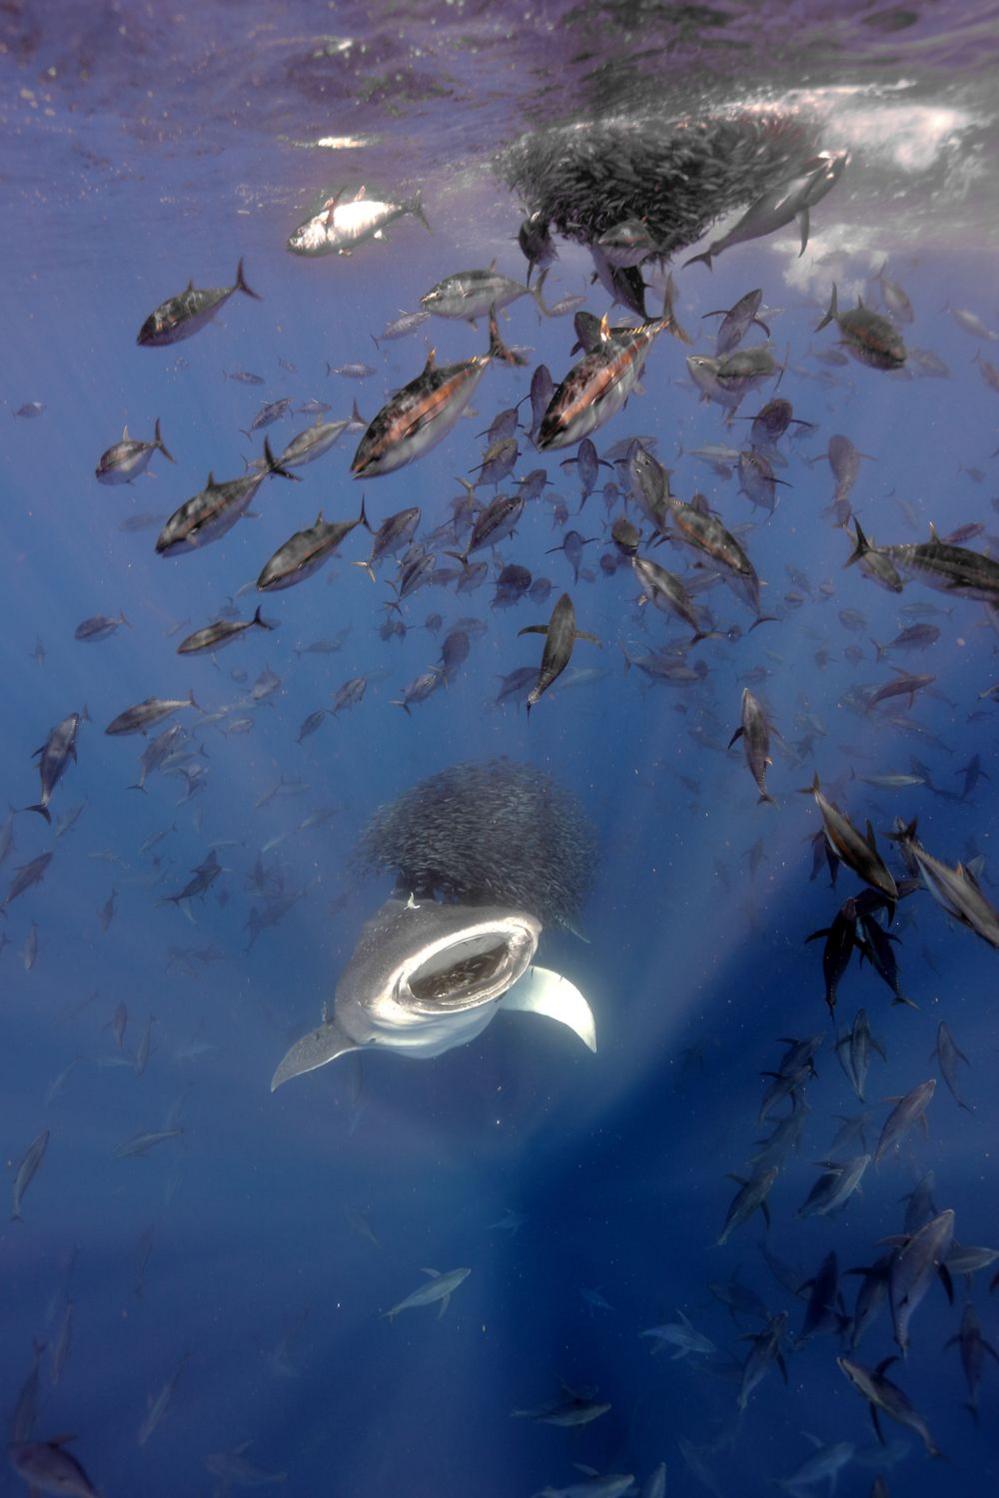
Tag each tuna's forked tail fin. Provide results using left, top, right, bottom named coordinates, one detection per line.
left=660, top=274, right=692, bottom=345
left=488, top=307, right=528, bottom=367
left=235, top=257, right=262, bottom=301
left=684, top=245, right=715, bottom=271
left=815, top=283, right=839, bottom=333
left=263, top=436, right=300, bottom=482
left=406, top=194, right=431, bottom=234
left=845, top=515, right=872, bottom=568
left=154, top=419, right=175, bottom=463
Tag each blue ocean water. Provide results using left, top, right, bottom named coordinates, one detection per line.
left=3, top=3, right=999, bottom=1495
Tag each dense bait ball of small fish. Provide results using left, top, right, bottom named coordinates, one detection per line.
left=354, top=760, right=595, bottom=926
left=498, top=109, right=817, bottom=254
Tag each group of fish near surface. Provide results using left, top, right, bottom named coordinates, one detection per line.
left=8, top=152, right=999, bottom=1498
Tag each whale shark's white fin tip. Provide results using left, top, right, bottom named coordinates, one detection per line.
left=501, top=966, right=597, bottom=1052
left=271, top=1021, right=360, bottom=1091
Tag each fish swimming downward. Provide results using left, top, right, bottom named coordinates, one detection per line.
left=270, top=897, right=595, bottom=1090
left=538, top=282, right=690, bottom=450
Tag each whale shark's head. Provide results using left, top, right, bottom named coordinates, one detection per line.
left=271, top=897, right=594, bottom=1091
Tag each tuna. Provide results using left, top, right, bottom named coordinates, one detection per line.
left=816, top=285, right=906, bottom=370
left=685, top=152, right=848, bottom=269
left=538, top=284, right=689, bottom=450
left=137, top=258, right=260, bottom=345
left=95, top=419, right=174, bottom=483
left=156, top=438, right=299, bottom=557
left=287, top=185, right=429, bottom=256
left=420, top=264, right=537, bottom=321
left=176, top=607, right=272, bottom=654
left=27, top=711, right=85, bottom=823
left=519, top=593, right=600, bottom=712
left=352, top=311, right=524, bottom=477
left=257, top=498, right=368, bottom=592
left=728, top=688, right=776, bottom=804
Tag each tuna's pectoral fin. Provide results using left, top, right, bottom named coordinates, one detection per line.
left=501, top=966, right=596, bottom=1052
left=797, top=207, right=810, bottom=256
left=271, top=1020, right=360, bottom=1091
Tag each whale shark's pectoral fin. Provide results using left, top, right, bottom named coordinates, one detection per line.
left=501, top=966, right=596, bottom=1052
left=271, top=1020, right=360, bottom=1092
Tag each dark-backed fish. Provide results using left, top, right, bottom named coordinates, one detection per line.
left=137, top=258, right=260, bottom=345
left=816, top=285, right=906, bottom=370
left=728, top=689, right=775, bottom=805
left=28, top=711, right=85, bottom=823
left=258, top=498, right=368, bottom=592
left=177, top=607, right=272, bottom=654
left=96, top=419, right=174, bottom=483
left=802, top=775, right=898, bottom=904
left=105, top=692, right=200, bottom=737
left=352, top=311, right=524, bottom=477
left=519, top=593, right=600, bottom=712
left=420, top=264, right=536, bottom=322
left=538, top=285, right=688, bottom=450
left=685, top=152, right=847, bottom=269
left=156, top=438, right=298, bottom=556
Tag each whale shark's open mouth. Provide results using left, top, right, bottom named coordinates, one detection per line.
left=407, top=934, right=520, bottom=1009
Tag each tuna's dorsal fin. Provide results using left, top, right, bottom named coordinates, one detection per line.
left=420, top=1267, right=440, bottom=1278
left=354, top=185, right=367, bottom=201
left=928, top=521, right=939, bottom=539
left=122, top=424, right=130, bottom=441
left=206, top=471, right=216, bottom=489
left=598, top=312, right=611, bottom=343
left=186, top=279, right=194, bottom=292
left=270, top=1020, right=360, bottom=1091
left=314, top=511, right=325, bottom=527
left=501, top=966, right=596, bottom=1052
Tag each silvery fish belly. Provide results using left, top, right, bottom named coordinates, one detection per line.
left=271, top=898, right=596, bottom=1090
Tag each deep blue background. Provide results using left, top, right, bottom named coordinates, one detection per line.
left=2, top=3, right=999, bottom=1495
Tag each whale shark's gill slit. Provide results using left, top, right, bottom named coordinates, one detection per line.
left=409, top=936, right=511, bottom=1007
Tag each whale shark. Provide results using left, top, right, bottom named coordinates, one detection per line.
left=271, top=897, right=596, bottom=1091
